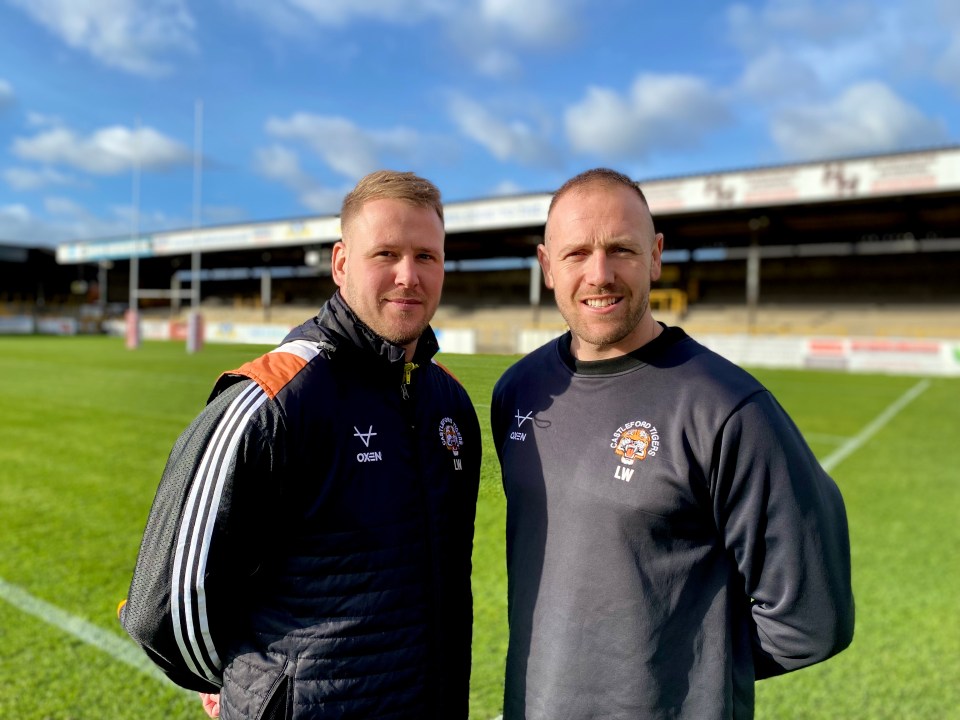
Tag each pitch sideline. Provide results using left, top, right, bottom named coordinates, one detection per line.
left=0, top=576, right=503, bottom=713
left=0, top=576, right=187, bottom=691
left=821, top=379, right=931, bottom=473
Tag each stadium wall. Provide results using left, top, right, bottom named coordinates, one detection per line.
left=102, top=318, right=478, bottom=354
left=0, top=315, right=79, bottom=335
left=100, top=318, right=960, bottom=376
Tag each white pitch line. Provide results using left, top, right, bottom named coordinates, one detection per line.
left=804, top=432, right=854, bottom=446
left=0, top=576, right=186, bottom=689
left=821, top=379, right=931, bottom=473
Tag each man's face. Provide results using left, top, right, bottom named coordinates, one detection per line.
left=332, top=198, right=445, bottom=357
left=539, top=182, right=663, bottom=360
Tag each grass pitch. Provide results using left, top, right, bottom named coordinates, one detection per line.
left=0, top=336, right=958, bottom=719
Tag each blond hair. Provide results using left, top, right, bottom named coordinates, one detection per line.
left=340, top=170, right=443, bottom=235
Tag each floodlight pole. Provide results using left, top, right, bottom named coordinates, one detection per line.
left=98, top=260, right=108, bottom=309
left=746, top=216, right=769, bottom=334
left=187, top=98, right=204, bottom=353
left=529, top=255, right=542, bottom=325
left=126, top=117, right=141, bottom=349
left=191, top=98, right=203, bottom=311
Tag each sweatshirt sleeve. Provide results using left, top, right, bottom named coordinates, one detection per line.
left=490, top=375, right=508, bottom=464
left=120, top=378, right=275, bottom=692
left=712, top=391, right=855, bottom=679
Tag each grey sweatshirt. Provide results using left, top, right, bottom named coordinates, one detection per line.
left=492, top=327, right=854, bottom=719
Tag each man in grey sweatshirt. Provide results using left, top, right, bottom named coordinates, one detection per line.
left=492, top=168, right=854, bottom=719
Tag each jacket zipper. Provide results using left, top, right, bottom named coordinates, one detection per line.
left=400, top=357, right=441, bottom=699
left=401, top=361, right=418, bottom=400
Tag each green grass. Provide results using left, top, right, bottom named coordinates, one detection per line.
left=0, top=337, right=958, bottom=719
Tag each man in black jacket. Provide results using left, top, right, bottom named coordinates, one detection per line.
left=492, top=168, right=854, bottom=719
left=121, top=170, right=481, bottom=719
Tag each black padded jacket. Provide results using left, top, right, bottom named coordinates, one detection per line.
left=121, top=292, right=481, bottom=719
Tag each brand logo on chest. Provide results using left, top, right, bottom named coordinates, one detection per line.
left=609, top=419, right=660, bottom=482
left=439, top=417, right=464, bottom=471
left=353, top=425, right=382, bottom=463
left=510, top=409, right=533, bottom=441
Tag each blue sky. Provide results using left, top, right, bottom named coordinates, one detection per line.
left=0, top=0, right=958, bottom=247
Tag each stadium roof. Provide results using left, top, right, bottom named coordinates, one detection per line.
left=56, top=146, right=960, bottom=265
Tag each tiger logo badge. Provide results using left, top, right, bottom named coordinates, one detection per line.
left=439, top=417, right=463, bottom=457
left=610, top=420, right=660, bottom=466
left=614, top=428, right=651, bottom=465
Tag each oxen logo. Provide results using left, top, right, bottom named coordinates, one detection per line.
left=353, top=425, right=381, bottom=463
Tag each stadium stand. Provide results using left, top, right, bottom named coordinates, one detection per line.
left=0, top=243, right=102, bottom=329
left=4, top=146, right=956, bottom=356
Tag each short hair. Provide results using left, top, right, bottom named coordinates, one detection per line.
left=547, top=168, right=649, bottom=218
left=340, top=170, right=443, bottom=235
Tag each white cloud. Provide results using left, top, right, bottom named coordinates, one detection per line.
left=0, top=206, right=57, bottom=246
left=728, top=2, right=879, bottom=94
left=565, top=74, right=730, bottom=159
left=738, top=49, right=820, bottom=100
left=265, top=113, right=421, bottom=180
left=447, top=0, right=583, bottom=78
left=722, top=1, right=956, bottom=158
left=4, top=166, right=79, bottom=191
left=284, top=0, right=448, bottom=25
left=727, top=0, right=956, bottom=96
left=471, top=48, right=521, bottom=78
left=927, top=0, right=960, bottom=94
left=0, top=201, right=144, bottom=245
left=0, top=78, right=13, bottom=108
left=936, top=33, right=960, bottom=95
left=255, top=144, right=346, bottom=213
left=772, top=81, right=948, bottom=159
left=477, top=0, right=576, bottom=46
left=26, top=112, right=64, bottom=128
left=490, top=179, right=524, bottom=196
left=6, top=0, right=195, bottom=76
left=230, top=0, right=576, bottom=40
left=42, top=195, right=178, bottom=232
left=107, top=203, right=178, bottom=232
left=297, top=186, right=352, bottom=214
left=227, top=0, right=448, bottom=34
left=0, top=203, right=31, bottom=226
left=202, top=205, right=248, bottom=225
left=256, top=144, right=312, bottom=189
left=12, top=124, right=192, bottom=175
left=448, top=94, right=560, bottom=167
left=44, top=196, right=89, bottom=217
left=728, top=0, right=873, bottom=48
left=226, top=0, right=582, bottom=78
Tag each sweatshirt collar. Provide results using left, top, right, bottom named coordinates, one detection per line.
left=558, top=323, right=687, bottom=375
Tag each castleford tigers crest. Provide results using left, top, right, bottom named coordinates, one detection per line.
left=610, top=419, right=660, bottom=466
left=438, top=417, right=463, bottom=456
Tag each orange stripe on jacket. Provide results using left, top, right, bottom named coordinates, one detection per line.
left=229, top=350, right=309, bottom=400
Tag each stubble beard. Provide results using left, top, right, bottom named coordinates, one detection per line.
left=372, top=297, right=432, bottom=348
left=563, top=291, right=649, bottom=351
